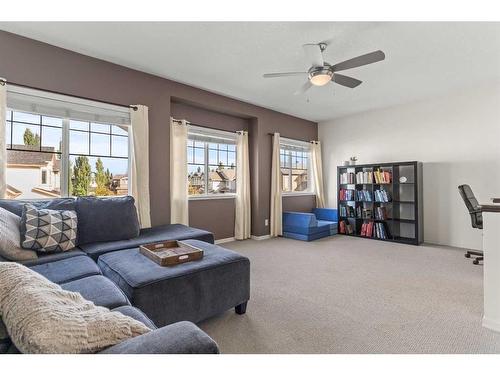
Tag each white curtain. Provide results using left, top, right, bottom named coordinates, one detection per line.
left=311, top=141, right=326, bottom=208
left=0, top=78, right=7, bottom=198
left=0, top=80, right=6, bottom=199
left=270, top=133, right=282, bottom=237
left=130, top=105, right=151, bottom=228
left=170, top=118, right=189, bottom=225
left=235, top=131, right=251, bottom=240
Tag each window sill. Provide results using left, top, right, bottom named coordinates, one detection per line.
left=282, top=192, right=316, bottom=197
left=189, top=194, right=236, bottom=201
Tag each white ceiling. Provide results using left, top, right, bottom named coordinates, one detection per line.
left=1, top=22, right=500, bottom=122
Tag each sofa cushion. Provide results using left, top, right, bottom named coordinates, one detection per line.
left=0, top=262, right=150, bottom=354
left=0, top=198, right=76, bottom=217
left=76, top=196, right=140, bottom=245
left=61, top=275, right=129, bottom=309
left=20, top=249, right=86, bottom=267
left=0, top=207, right=38, bottom=261
left=80, top=224, right=215, bottom=260
left=112, top=306, right=156, bottom=330
left=313, top=208, right=338, bottom=222
left=29, top=255, right=101, bottom=284
left=21, top=204, right=78, bottom=253
left=317, top=220, right=337, bottom=231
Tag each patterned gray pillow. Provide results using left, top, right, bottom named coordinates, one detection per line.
left=21, top=204, right=78, bottom=253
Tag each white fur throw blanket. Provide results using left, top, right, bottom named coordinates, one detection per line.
left=0, top=262, right=151, bottom=354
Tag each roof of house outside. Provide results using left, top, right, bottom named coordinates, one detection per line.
left=7, top=145, right=58, bottom=168
left=281, top=168, right=308, bottom=176
left=208, top=168, right=236, bottom=182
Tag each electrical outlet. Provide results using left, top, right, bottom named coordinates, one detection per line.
left=265, top=219, right=269, bottom=226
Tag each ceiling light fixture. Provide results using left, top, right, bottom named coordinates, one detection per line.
left=309, top=67, right=333, bottom=86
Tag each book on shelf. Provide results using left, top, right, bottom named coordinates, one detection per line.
left=359, top=221, right=390, bottom=239
left=355, top=171, right=373, bottom=184
left=356, top=189, right=372, bottom=202
left=374, top=222, right=390, bottom=239
left=375, top=206, right=388, bottom=220
left=340, top=205, right=356, bottom=217
left=340, top=172, right=356, bottom=184
left=374, top=169, right=392, bottom=184
left=339, top=220, right=354, bottom=234
left=339, top=188, right=355, bottom=201
left=374, top=189, right=391, bottom=202
left=360, top=221, right=374, bottom=237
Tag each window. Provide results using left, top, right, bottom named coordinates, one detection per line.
left=5, top=109, right=130, bottom=200
left=68, top=120, right=129, bottom=197
left=187, top=126, right=237, bottom=197
left=41, top=170, right=47, bottom=185
left=280, top=139, right=311, bottom=193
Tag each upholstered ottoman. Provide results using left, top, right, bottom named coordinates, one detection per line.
left=97, top=239, right=250, bottom=327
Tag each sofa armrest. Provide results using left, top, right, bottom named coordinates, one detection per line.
left=283, top=212, right=317, bottom=228
left=99, top=321, right=220, bottom=354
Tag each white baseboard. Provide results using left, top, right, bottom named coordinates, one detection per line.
left=215, top=237, right=236, bottom=244
left=482, top=316, right=500, bottom=333
left=250, top=234, right=272, bottom=241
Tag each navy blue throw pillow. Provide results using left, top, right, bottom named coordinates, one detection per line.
left=75, top=196, right=140, bottom=245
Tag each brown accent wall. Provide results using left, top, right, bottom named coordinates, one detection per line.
left=0, top=31, right=318, bottom=238
left=283, top=195, right=317, bottom=213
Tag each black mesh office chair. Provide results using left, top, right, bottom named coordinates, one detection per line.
left=458, top=184, right=483, bottom=265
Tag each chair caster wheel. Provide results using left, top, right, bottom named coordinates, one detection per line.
left=465, top=253, right=471, bottom=258
left=473, top=259, right=479, bottom=265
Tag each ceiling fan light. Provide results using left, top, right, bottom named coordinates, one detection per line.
left=309, top=67, right=333, bottom=86
left=310, top=73, right=332, bottom=86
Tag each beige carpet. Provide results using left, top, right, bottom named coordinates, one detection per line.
left=198, top=236, right=500, bottom=353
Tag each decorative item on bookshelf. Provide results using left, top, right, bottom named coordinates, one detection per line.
left=399, top=176, right=407, bottom=183
left=349, top=156, right=358, bottom=166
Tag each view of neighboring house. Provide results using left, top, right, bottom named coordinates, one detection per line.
left=188, top=169, right=205, bottom=195
left=111, top=174, right=129, bottom=196
left=6, top=145, right=61, bottom=199
left=281, top=168, right=308, bottom=192
left=188, top=167, right=236, bottom=195
left=209, top=168, right=236, bottom=193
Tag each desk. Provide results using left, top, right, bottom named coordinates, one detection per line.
left=481, top=200, right=500, bottom=332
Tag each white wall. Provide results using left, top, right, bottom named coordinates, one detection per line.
left=7, top=167, right=43, bottom=199
left=319, top=85, right=500, bottom=250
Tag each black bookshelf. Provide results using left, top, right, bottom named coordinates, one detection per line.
left=337, top=161, right=423, bottom=245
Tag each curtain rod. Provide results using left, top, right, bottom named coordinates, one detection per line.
left=172, top=118, right=246, bottom=134
left=0, top=79, right=138, bottom=111
left=267, top=132, right=317, bottom=143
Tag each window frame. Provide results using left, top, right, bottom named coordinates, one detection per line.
left=5, top=108, right=131, bottom=198
left=279, top=138, right=314, bottom=196
left=187, top=126, right=237, bottom=200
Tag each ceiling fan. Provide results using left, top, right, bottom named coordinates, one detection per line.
left=263, top=43, right=385, bottom=95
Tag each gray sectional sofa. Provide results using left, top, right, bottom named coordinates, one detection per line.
left=0, top=197, right=251, bottom=354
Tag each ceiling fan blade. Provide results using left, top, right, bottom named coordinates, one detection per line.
left=332, top=50, right=385, bottom=72
left=294, top=80, right=313, bottom=95
left=263, top=72, right=308, bottom=78
left=332, top=74, right=362, bottom=88
left=302, top=44, right=324, bottom=68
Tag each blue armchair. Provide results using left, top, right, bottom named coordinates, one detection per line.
left=282, top=209, right=338, bottom=241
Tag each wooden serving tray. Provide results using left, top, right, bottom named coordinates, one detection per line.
left=139, top=240, right=204, bottom=266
